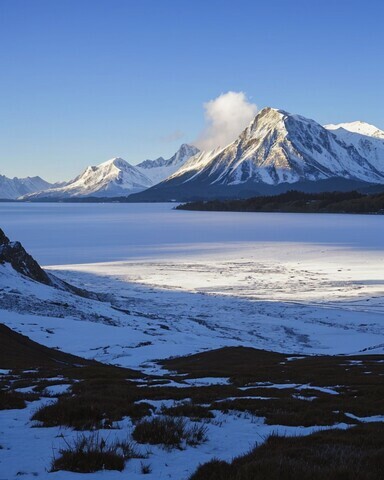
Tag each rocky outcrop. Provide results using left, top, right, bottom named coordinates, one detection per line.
left=0, top=228, right=52, bottom=285
left=0, top=228, right=96, bottom=299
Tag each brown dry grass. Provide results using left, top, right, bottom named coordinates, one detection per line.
left=190, top=423, right=384, bottom=480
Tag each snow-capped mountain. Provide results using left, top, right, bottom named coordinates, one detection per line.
left=325, top=121, right=384, bottom=140
left=23, top=157, right=153, bottom=199
left=22, top=146, right=199, bottom=200
left=324, top=121, right=384, bottom=173
left=0, top=175, right=52, bottom=200
left=131, top=108, right=384, bottom=201
left=136, top=144, right=199, bottom=184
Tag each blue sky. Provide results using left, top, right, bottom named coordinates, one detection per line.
left=1, top=0, right=383, bottom=182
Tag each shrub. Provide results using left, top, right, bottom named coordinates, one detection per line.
left=132, top=416, right=208, bottom=449
left=114, top=439, right=146, bottom=460
left=185, top=422, right=209, bottom=446
left=189, top=459, right=230, bottom=479
left=51, top=434, right=125, bottom=473
left=0, top=389, right=26, bottom=410
left=133, top=416, right=185, bottom=448
left=33, top=399, right=105, bottom=430
left=189, top=423, right=384, bottom=480
left=161, top=403, right=214, bottom=420
left=32, top=396, right=151, bottom=430
left=141, top=462, right=152, bottom=474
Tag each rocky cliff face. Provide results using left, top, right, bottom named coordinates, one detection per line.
left=0, top=228, right=52, bottom=285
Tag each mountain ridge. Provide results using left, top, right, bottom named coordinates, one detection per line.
left=129, top=107, right=384, bottom=201
left=22, top=157, right=153, bottom=199
left=0, top=175, right=53, bottom=200
left=136, top=144, right=199, bottom=184
left=5, top=109, right=384, bottom=202
left=22, top=144, right=199, bottom=200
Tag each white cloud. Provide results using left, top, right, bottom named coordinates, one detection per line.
left=195, top=91, right=257, bottom=151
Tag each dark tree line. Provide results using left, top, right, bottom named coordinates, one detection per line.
left=176, top=190, right=384, bottom=214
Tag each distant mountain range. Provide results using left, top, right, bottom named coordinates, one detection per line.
left=19, top=144, right=199, bottom=200
left=2, top=108, right=384, bottom=201
left=0, top=175, right=53, bottom=200
left=22, top=157, right=153, bottom=199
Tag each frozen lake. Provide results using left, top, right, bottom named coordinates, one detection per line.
left=1, top=202, right=383, bottom=361
left=0, top=202, right=383, bottom=265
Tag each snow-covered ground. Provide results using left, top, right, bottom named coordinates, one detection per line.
left=2, top=393, right=349, bottom=480
left=1, top=203, right=383, bottom=365
left=0, top=203, right=383, bottom=479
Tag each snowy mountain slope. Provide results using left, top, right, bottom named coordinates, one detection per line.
left=22, top=157, right=153, bottom=199
left=0, top=175, right=52, bottom=199
left=325, top=121, right=384, bottom=172
left=136, top=144, right=199, bottom=184
left=131, top=108, right=384, bottom=201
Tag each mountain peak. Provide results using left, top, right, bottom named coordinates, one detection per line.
left=22, top=156, right=152, bottom=199
left=135, top=144, right=200, bottom=184
left=99, top=157, right=129, bottom=168
left=168, top=144, right=199, bottom=164
left=178, top=143, right=198, bottom=153
left=325, top=121, right=384, bottom=140
left=249, top=106, right=288, bottom=125
left=259, top=106, right=281, bottom=114
left=240, top=107, right=288, bottom=141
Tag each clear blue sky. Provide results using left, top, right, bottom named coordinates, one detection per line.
left=1, top=0, right=383, bottom=182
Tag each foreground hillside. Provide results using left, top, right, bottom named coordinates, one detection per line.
left=2, top=327, right=383, bottom=479
left=177, top=190, right=384, bottom=214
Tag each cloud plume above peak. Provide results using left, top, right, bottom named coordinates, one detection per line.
left=195, top=91, right=258, bottom=151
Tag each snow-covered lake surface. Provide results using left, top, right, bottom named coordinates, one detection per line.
left=1, top=202, right=384, bottom=362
